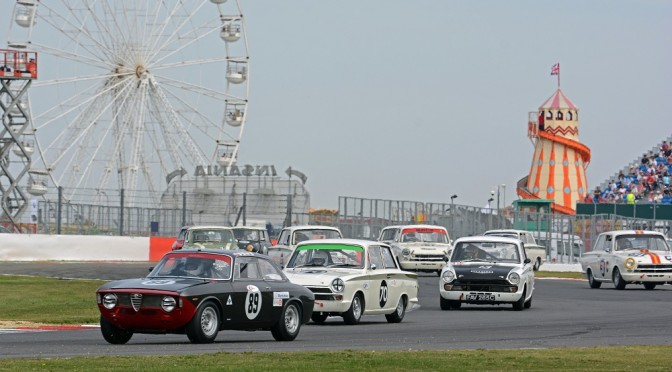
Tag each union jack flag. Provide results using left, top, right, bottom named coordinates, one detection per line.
left=551, top=63, right=560, bottom=76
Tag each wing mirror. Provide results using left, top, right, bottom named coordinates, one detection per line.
left=524, top=258, right=531, bottom=264
left=370, top=263, right=377, bottom=270
left=148, top=267, right=154, bottom=272
left=443, top=256, right=449, bottom=262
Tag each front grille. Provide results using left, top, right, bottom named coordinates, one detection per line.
left=635, top=264, right=672, bottom=273
left=307, top=287, right=333, bottom=294
left=118, top=293, right=163, bottom=311
left=410, top=254, right=445, bottom=261
left=453, top=279, right=513, bottom=292
left=306, top=287, right=338, bottom=301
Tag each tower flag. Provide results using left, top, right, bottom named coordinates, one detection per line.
left=550, top=63, right=560, bottom=88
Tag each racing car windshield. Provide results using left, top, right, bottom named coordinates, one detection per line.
left=286, top=244, right=364, bottom=269
left=451, top=241, right=521, bottom=263
left=149, top=253, right=233, bottom=280
left=614, top=235, right=670, bottom=251
left=400, top=228, right=448, bottom=243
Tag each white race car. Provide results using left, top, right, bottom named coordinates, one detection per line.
left=283, top=239, right=419, bottom=324
left=440, top=236, right=534, bottom=311
left=581, top=230, right=672, bottom=290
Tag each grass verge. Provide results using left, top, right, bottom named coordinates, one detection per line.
left=0, top=275, right=103, bottom=324
left=1, top=347, right=671, bottom=371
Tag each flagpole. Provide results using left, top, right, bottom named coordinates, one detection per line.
left=558, top=67, right=560, bottom=89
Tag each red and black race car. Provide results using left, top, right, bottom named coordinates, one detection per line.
left=96, top=249, right=315, bottom=344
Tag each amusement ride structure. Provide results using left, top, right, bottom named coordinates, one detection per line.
left=1, top=0, right=250, bottom=229
left=517, top=73, right=591, bottom=215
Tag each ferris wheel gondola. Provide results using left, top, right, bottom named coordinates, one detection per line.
left=6, top=0, right=251, bottom=205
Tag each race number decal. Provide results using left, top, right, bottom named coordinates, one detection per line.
left=245, top=285, right=262, bottom=320
left=379, top=280, right=388, bottom=307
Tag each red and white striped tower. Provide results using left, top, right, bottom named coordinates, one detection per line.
left=517, top=88, right=591, bottom=214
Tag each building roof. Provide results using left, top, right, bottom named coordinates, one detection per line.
left=540, top=89, right=577, bottom=110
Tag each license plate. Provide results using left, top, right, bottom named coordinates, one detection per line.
left=466, top=293, right=495, bottom=301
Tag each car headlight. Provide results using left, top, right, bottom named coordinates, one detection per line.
left=624, top=257, right=636, bottom=269
left=401, top=248, right=411, bottom=256
left=331, top=278, right=344, bottom=293
left=507, top=272, right=521, bottom=285
left=161, top=296, right=177, bottom=312
left=246, top=244, right=254, bottom=252
left=102, top=293, right=118, bottom=310
left=441, top=270, right=455, bottom=283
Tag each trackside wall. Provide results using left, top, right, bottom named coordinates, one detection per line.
left=0, top=235, right=150, bottom=261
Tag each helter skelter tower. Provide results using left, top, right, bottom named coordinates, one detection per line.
left=517, top=66, right=590, bottom=215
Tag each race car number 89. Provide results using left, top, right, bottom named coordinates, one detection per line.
left=245, top=285, right=262, bottom=320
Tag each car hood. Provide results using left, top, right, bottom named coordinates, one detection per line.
left=450, top=262, right=518, bottom=280
left=394, top=242, right=451, bottom=252
left=283, top=268, right=361, bottom=286
left=184, top=242, right=236, bottom=250
left=97, top=277, right=210, bottom=293
left=616, top=250, right=672, bottom=264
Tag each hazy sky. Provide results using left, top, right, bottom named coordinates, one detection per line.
left=3, top=1, right=671, bottom=210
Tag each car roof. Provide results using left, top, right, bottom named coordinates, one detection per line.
left=187, top=225, right=233, bottom=231
left=167, top=248, right=265, bottom=258
left=283, top=225, right=341, bottom=231
left=484, top=229, right=526, bottom=234
left=601, top=230, right=666, bottom=237
left=232, top=226, right=265, bottom=230
left=383, top=224, right=447, bottom=230
left=454, top=235, right=521, bottom=245
left=295, top=238, right=386, bottom=249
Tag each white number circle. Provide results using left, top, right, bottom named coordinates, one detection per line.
left=245, top=285, right=262, bottom=320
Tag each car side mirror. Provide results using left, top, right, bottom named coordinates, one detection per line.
left=524, top=258, right=531, bottom=264
left=443, top=256, right=449, bottom=263
left=605, top=248, right=611, bottom=253
left=370, top=263, right=377, bottom=270
left=148, top=267, right=153, bottom=272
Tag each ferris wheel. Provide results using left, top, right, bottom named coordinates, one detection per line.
left=6, top=0, right=250, bottom=205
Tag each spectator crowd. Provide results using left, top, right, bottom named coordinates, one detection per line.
left=587, top=140, right=672, bottom=205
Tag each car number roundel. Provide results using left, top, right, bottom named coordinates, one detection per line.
left=379, top=280, right=388, bottom=307
left=245, top=285, right=262, bottom=320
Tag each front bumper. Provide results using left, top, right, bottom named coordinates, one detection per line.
left=439, top=284, right=524, bottom=304
left=99, top=305, right=193, bottom=332
left=621, top=271, right=672, bottom=283
left=312, top=299, right=352, bottom=313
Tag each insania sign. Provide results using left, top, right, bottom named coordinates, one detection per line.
left=193, top=165, right=278, bottom=177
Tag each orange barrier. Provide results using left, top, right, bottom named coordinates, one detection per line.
left=149, top=237, right=175, bottom=261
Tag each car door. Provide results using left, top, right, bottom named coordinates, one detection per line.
left=588, top=235, right=607, bottom=279
left=366, top=245, right=387, bottom=312
left=230, top=256, right=273, bottom=328
left=380, top=245, right=406, bottom=312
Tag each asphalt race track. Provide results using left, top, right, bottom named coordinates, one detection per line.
left=1, top=262, right=672, bottom=358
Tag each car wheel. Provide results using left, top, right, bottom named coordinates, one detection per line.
left=271, top=302, right=302, bottom=341
left=343, top=293, right=363, bottom=325
left=533, top=257, right=541, bottom=271
left=524, top=295, right=532, bottom=309
left=440, top=296, right=460, bottom=310
left=612, top=267, right=627, bottom=290
left=311, top=312, right=328, bottom=324
left=643, top=282, right=657, bottom=290
left=385, top=296, right=406, bottom=323
left=512, top=287, right=526, bottom=311
left=186, top=302, right=220, bottom=344
left=587, top=269, right=602, bottom=289
left=100, top=316, right=133, bottom=345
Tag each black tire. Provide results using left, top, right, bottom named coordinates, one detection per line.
left=271, top=302, right=302, bottom=341
left=343, top=293, right=363, bottom=325
left=440, top=296, right=461, bottom=310
left=512, top=287, right=526, bottom=311
left=643, top=282, right=657, bottom=290
left=612, top=267, right=627, bottom=290
left=587, top=269, right=602, bottom=289
left=186, top=302, right=220, bottom=344
left=524, top=295, right=532, bottom=309
left=533, top=257, right=541, bottom=271
left=311, top=312, right=328, bottom=324
left=100, top=316, right=133, bottom=345
left=385, top=296, right=406, bottom=323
